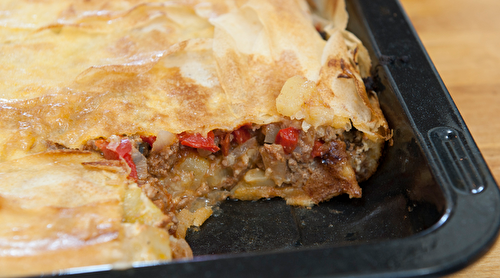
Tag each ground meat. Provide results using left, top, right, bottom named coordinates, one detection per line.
left=341, top=129, right=376, bottom=181
left=260, top=144, right=290, bottom=186
left=342, top=129, right=364, bottom=151
left=315, top=126, right=343, bottom=143
left=132, top=124, right=368, bottom=236
left=324, top=126, right=340, bottom=142
left=141, top=177, right=180, bottom=234
left=173, top=195, right=195, bottom=211
left=195, top=182, right=210, bottom=196
left=286, top=158, right=310, bottom=188
left=260, top=143, right=311, bottom=188
left=292, top=128, right=315, bottom=163
left=142, top=177, right=174, bottom=213
left=165, top=212, right=179, bottom=235
left=219, top=176, right=238, bottom=189
left=260, top=139, right=361, bottom=203
left=303, top=141, right=361, bottom=202
left=147, top=143, right=180, bottom=178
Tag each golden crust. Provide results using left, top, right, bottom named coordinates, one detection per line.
left=0, top=0, right=388, bottom=162
left=0, top=151, right=174, bottom=276
left=0, top=197, right=123, bottom=276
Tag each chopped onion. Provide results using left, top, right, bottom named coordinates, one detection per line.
left=131, top=147, right=148, bottom=180
left=224, top=137, right=258, bottom=166
left=264, top=124, right=280, bottom=144
left=151, top=130, right=176, bottom=153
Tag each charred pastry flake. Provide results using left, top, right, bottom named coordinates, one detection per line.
left=337, top=73, right=351, bottom=79
left=340, top=58, right=355, bottom=79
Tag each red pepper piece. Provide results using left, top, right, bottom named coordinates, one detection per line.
left=178, top=131, right=220, bottom=152
left=95, top=138, right=138, bottom=181
left=233, top=126, right=251, bottom=144
left=140, top=135, right=157, bottom=147
left=311, top=140, right=326, bottom=158
left=275, top=127, right=300, bottom=154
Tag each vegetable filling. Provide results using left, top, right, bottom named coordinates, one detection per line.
left=87, top=120, right=380, bottom=236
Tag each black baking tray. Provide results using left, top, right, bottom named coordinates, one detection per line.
left=52, top=0, right=500, bottom=277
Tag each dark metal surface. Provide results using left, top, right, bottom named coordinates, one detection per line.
left=52, top=0, right=500, bottom=277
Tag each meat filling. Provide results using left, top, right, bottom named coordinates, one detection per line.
left=86, top=122, right=375, bottom=235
